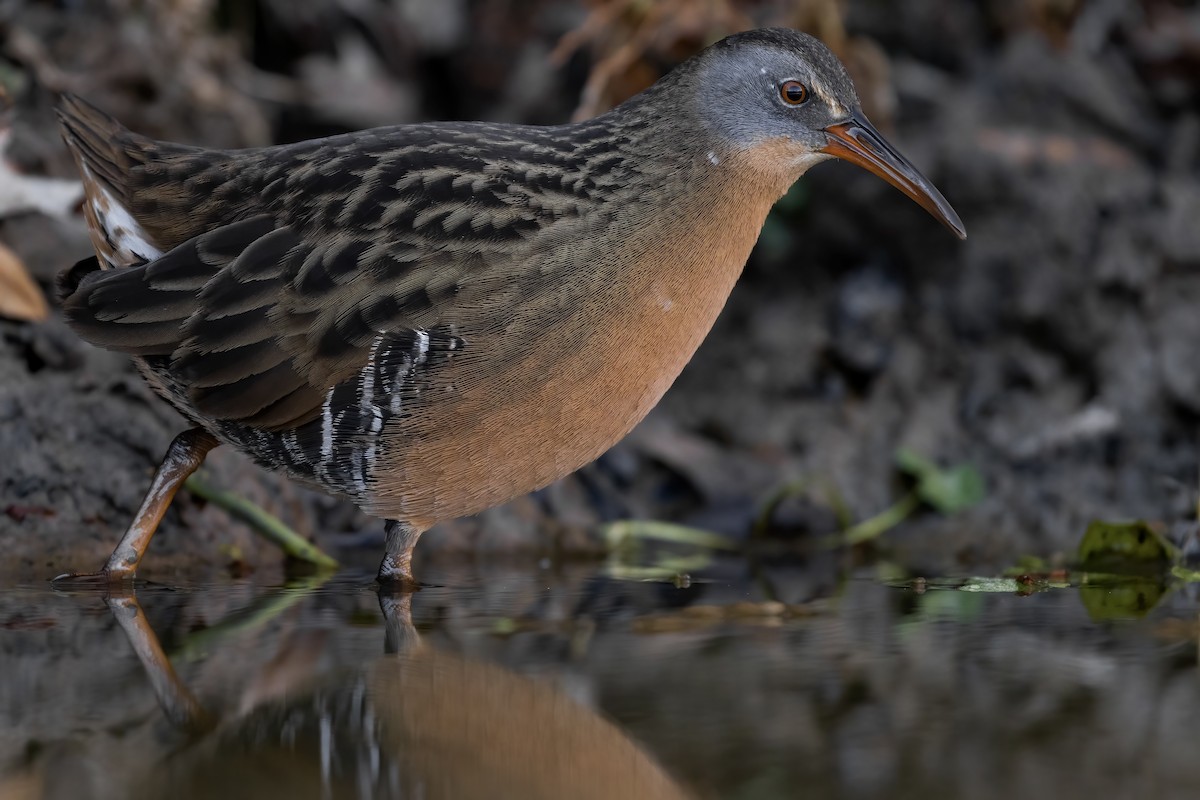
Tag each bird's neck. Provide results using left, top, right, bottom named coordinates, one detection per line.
left=616, top=146, right=787, bottom=304
left=560, top=142, right=792, bottom=414
left=587, top=65, right=820, bottom=198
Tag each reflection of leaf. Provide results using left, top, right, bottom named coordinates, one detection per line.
left=171, top=574, right=332, bottom=661
left=895, top=586, right=986, bottom=643
left=602, top=520, right=733, bottom=583
left=0, top=241, right=47, bottom=321
left=1077, top=520, right=1175, bottom=570
left=920, top=587, right=986, bottom=616
left=895, top=448, right=985, bottom=514
left=1079, top=575, right=1167, bottom=620
left=604, top=555, right=713, bottom=583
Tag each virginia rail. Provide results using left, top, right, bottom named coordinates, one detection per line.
left=55, top=28, right=964, bottom=587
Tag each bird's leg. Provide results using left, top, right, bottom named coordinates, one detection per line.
left=377, top=590, right=420, bottom=655
left=103, top=428, right=220, bottom=578
left=106, top=590, right=214, bottom=733
left=54, top=428, right=220, bottom=583
left=377, top=519, right=423, bottom=590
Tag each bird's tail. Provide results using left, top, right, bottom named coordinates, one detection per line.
left=56, top=93, right=149, bottom=210
left=56, top=94, right=181, bottom=269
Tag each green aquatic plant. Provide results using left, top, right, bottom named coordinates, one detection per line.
left=185, top=473, right=338, bottom=569
left=842, top=449, right=984, bottom=544
left=1077, top=519, right=1176, bottom=570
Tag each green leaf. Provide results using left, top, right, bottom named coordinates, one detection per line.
left=1077, top=520, right=1176, bottom=570
left=894, top=448, right=984, bottom=514
left=1171, top=565, right=1200, bottom=583
left=841, top=493, right=920, bottom=544
left=602, top=520, right=739, bottom=552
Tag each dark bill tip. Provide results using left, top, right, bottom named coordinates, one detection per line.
left=822, top=114, right=966, bottom=240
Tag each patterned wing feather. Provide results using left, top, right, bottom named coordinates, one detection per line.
left=58, top=102, right=642, bottom=472
left=63, top=216, right=343, bottom=429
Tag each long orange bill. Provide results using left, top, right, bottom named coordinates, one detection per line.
left=823, top=113, right=966, bottom=240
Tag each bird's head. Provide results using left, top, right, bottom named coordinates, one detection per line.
left=691, top=28, right=965, bottom=239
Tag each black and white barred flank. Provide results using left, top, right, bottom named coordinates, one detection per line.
left=220, top=326, right=463, bottom=501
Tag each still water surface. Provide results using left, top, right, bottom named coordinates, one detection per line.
left=2, top=563, right=1199, bottom=799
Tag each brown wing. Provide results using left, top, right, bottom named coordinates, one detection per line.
left=57, top=96, right=634, bottom=435
left=61, top=214, right=472, bottom=430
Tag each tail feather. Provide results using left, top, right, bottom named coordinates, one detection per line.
left=56, top=93, right=148, bottom=208
left=57, top=94, right=246, bottom=272
left=60, top=259, right=193, bottom=356
left=56, top=254, right=101, bottom=302
left=56, top=94, right=177, bottom=268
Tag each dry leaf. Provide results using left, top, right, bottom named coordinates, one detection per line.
left=0, top=240, right=48, bottom=321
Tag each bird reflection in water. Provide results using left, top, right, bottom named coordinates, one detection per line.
left=78, top=587, right=694, bottom=800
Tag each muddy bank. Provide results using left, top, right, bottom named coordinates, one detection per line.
left=2, top=0, right=1199, bottom=575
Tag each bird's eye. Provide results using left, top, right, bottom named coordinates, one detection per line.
left=780, top=80, right=809, bottom=106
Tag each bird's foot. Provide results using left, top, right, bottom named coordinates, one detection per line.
left=375, top=572, right=423, bottom=594
left=50, top=567, right=136, bottom=591
left=375, top=548, right=421, bottom=593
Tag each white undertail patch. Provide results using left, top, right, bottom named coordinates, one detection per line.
left=82, top=165, right=162, bottom=266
